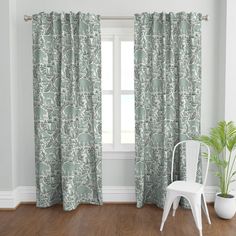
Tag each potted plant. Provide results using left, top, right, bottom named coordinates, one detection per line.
left=197, top=121, right=236, bottom=219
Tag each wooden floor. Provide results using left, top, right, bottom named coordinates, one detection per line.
left=0, top=204, right=235, bottom=236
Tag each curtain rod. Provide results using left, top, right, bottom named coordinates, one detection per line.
left=24, top=14, right=209, bottom=22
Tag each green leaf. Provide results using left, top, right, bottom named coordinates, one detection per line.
left=195, top=136, right=213, bottom=147
left=215, top=172, right=223, bottom=178
left=227, top=134, right=236, bottom=151
left=206, top=153, right=227, bottom=169
left=230, top=171, right=236, bottom=178
left=209, top=125, right=225, bottom=152
left=226, top=121, right=236, bottom=151
left=226, top=121, right=236, bottom=137
left=202, top=152, right=210, bottom=159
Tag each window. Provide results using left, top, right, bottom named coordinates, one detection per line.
left=101, top=41, right=113, bottom=144
left=101, top=27, right=134, bottom=152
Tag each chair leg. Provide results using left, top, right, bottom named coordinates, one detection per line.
left=201, top=193, right=211, bottom=224
left=189, top=195, right=202, bottom=236
left=160, top=191, right=176, bottom=231
left=172, top=196, right=181, bottom=216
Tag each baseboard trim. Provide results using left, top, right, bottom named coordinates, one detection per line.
left=0, top=189, right=18, bottom=209
left=204, top=186, right=218, bottom=203
left=0, top=186, right=36, bottom=209
left=103, top=186, right=136, bottom=202
left=0, top=185, right=218, bottom=209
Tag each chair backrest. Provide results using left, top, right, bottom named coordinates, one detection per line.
left=171, top=140, right=210, bottom=186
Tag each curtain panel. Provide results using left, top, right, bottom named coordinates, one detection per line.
left=134, top=12, right=202, bottom=208
left=32, top=12, right=102, bottom=211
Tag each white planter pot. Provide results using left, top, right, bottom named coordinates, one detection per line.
left=214, top=193, right=236, bottom=219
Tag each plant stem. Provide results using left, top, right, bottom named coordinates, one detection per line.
left=225, top=150, right=232, bottom=194
left=215, top=151, right=224, bottom=192
left=219, top=150, right=226, bottom=194
left=226, top=153, right=236, bottom=194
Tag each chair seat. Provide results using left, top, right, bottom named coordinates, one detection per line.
left=167, top=181, right=204, bottom=194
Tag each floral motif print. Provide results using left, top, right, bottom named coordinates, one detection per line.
left=134, top=12, right=202, bottom=208
left=32, top=12, right=102, bottom=211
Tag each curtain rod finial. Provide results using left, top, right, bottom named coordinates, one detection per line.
left=202, top=15, right=209, bottom=21
left=24, top=15, right=32, bottom=22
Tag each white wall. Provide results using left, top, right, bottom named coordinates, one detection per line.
left=0, top=0, right=13, bottom=190
left=225, top=0, right=236, bottom=124
left=0, top=0, right=227, bottom=190
left=225, top=0, right=236, bottom=189
left=0, top=0, right=18, bottom=190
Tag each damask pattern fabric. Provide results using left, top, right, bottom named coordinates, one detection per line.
left=134, top=12, right=202, bottom=208
left=32, top=12, right=102, bottom=211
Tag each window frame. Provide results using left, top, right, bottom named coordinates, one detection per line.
left=101, top=27, right=135, bottom=153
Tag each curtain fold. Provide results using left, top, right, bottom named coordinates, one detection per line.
left=134, top=12, right=202, bottom=208
left=33, top=12, right=102, bottom=211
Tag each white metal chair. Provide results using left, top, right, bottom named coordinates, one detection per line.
left=160, top=140, right=211, bottom=236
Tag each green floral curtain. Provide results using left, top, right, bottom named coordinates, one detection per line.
left=134, top=12, right=202, bottom=208
left=32, top=12, right=102, bottom=211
